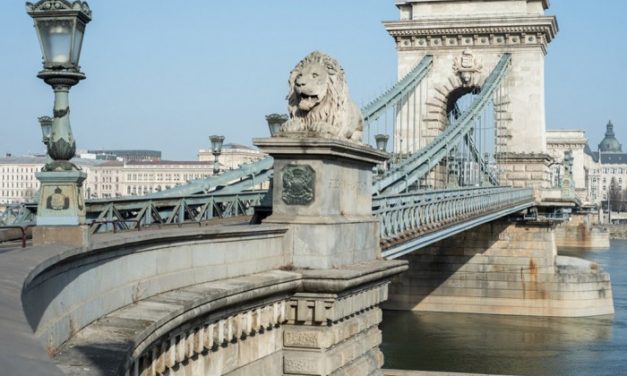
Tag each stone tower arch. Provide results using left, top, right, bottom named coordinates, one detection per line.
left=385, top=0, right=558, bottom=190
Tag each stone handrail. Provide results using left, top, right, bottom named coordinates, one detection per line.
left=0, top=224, right=407, bottom=375
left=0, top=223, right=289, bottom=375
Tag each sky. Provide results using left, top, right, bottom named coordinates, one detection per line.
left=1, top=0, right=626, bottom=160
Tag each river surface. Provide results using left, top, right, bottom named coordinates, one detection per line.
left=380, top=240, right=627, bottom=376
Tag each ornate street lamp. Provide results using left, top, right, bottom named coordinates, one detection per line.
left=27, top=0, right=91, bottom=171
left=374, top=134, right=390, bottom=178
left=38, top=115, right=53, bottom=145
left=374, top=134, right=389, bottom=152
left=209, top=135, right=225, bottom=175
left=265, top=113, right=288, bottom=137
left=27, top=0, right=91, bottom=245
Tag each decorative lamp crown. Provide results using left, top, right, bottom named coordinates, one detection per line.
left=26, top=0, right=92, bottom=70
left=374, top=134, right=389, bottom=152
left=209, top=135, right=225, bottom=155
left=38, top=115, right=53, bottom=144
left=265, top=113, right=289, bottom=137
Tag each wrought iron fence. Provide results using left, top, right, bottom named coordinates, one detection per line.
left=86, top=190, right=267, bottom=234
left=373, top=186, right=533, bottom=242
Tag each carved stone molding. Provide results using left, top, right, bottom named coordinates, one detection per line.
left=453, top=49, right=483, bottom=87
left=282, top=164, right=315, bottom=205
left=128, top=300, right=288, bottom=376
left=286, top=282, right=389, bottom=326
left=385, top=17, right=558, bottom=53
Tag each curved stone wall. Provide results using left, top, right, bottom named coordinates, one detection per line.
left=20, top=225, right=290, bottom=355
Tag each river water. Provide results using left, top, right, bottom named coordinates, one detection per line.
left=380, top=240, right=627, bottom=376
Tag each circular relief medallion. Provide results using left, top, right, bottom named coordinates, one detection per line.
left=282, top=164, right=315, bottom=205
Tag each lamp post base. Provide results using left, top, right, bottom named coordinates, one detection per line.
left=35, top=170, right=87, bottom=225
left=33, top=225, right=90, bottom=248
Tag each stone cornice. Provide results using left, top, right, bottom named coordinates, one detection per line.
left=394, top=0, right=550, bottom=11
left=384, top=15, right=558, bottom=53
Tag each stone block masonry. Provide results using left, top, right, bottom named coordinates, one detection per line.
left=554, top=213, right=609, bottom=249
left=384, top=219, right=614, bottom=317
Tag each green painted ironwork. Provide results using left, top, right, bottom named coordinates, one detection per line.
left=373, top=53, right=512, bottom=196
left=375, top=187, right=534, bottom=259
left=362, top=55, right=433, bottom=123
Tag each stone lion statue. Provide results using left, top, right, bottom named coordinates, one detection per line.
left=280, top=51, right=363, bottom=143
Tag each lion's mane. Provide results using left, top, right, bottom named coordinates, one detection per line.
left=283, top=51, right=363, bottom=142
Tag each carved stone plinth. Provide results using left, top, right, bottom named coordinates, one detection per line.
left=283, top=261, right=407, bottom=376
left=35, top=170, right=87, bottom=226
left=254, top=138, right=388, bottom=269
left=34, top=170, right=89, bottom=247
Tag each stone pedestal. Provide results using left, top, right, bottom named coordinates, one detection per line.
left=254, top=138, right=388, bottom=269
left=34, top=170, right=90, bottom=247
left=32, top=225, right=90, bottom=248
left=255, top=137, right=407, bottom=375
left=283, top=261, right=407, bottom=376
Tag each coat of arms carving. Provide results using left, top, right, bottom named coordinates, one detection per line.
left=453, top=49, right=483, bottom=86
left=46, top=187, right=70, bottom=211
left=282, top=164, right=315, bottom=205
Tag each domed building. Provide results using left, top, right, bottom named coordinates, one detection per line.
left=585, top=121, right=627, bottom=206
left=598, top=121, right=622, bottom=153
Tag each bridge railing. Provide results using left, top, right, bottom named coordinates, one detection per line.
left=373, top=186, right=533, bottom=243
left=87, top=190, right=267, bottom=233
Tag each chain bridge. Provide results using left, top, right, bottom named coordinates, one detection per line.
left=0, top=1, right=615, bottom=376
left=3, top=54, right=534, bottom=259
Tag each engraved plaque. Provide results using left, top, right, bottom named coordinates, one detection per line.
left=282, top=164, right=315, bottom=205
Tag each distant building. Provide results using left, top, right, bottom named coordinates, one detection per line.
left=85, top=149, right=161, bottom=162
left=545, top=129, right=589, bottom=202
left=198, top=143, right=265, bottom=170
left=586, top=121, right=627, bottom=205
left=0, top=155, right=215, bottom=204
left=0, top=156, right=103, bottom=204
left=97, top=160, right=214, bottom=198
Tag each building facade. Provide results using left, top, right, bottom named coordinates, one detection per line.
left=586, top=121, right=627, bottom=205
left=1, top=142, right=265, bottom=205
left=198, top=143, right=265, bottom=170
left=545, top=122, right=627, bottom=206
left=0, top=156, right=215, bottom=204
left=545, top=129, right=589, bottom=202
left=84, top=149, right=161, bottom=162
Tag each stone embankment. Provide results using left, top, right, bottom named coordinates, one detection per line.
left=553, top=213, right=609, bottom=249
left=385, top=219, right=614, bottom=317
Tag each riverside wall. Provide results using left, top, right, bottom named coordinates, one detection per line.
left=554, top=213, right=609, bottom=249
left=384, top=219, right=614, bottom=317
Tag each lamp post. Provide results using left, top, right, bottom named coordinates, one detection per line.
left=209, top=135, right=225, bottom=175
left=374, top=134, right=389, bottom=152
left=38, top=115, right=53, bottom=145
left=374, top=134, right=389, bottom=177
left=27, top=0, right=91, bottom=246
left=27, top=0, right=91, bottom=172
left=265, top=113, right=288, bottom=137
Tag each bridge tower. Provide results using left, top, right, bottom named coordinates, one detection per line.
left=385, top=0, right=558, bottom=192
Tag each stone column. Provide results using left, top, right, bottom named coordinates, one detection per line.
left=254, top=139, right=408, bottom=375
